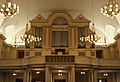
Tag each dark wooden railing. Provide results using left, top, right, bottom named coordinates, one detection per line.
left=45, top=55, right=75, bottom=62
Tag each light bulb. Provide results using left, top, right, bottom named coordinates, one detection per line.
left=103, top=13, right=106, bottom=15
left=36, top=71, right=40, bottom=74
left=2, top=4, right=5, bottom=8
left=115, top=4, right=118, bottom=7
left=100, top=11, right=103, bottom=13
left=112, top=11, right=115, bottom=15
left=100, top=8, right=103, bottom=11
left=1, top=13, right=4, bottom=16
left=14, top=12, right=17, bottom=15
left=115, top=8, right=119, bottom=11
left=8, top=2, right=11, bottom=8
left=8, top=12, right=11, bottom=15
left=109, top=4, right=113, bottom=7
left=0, top=8, right=3, bottom=11
left=40, top=37, right=42, bottom=40
left=17, top=6, right=19, bottom=12
left=6, top=8, right=9, bottom=11
left=13, top=73, right=17, bottom=76
left=11, top=15, right=13, bottom=18
left=104, top=5, right=107, bottom=9
left=13, top=4, right=16, bottom=9
left=104, top=10, right=107, bottom=13
left=109, top=8, right=112, bottom=11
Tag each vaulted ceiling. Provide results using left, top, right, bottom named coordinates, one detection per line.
left=0, top=0, right=120, bottom=45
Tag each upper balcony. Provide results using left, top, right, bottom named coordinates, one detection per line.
left=0, top=55, right=120, bottom=68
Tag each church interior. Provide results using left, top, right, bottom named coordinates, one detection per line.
left=0, top=0, right=120, bottom=82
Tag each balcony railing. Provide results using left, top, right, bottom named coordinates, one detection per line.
left=45, top=55, right=75, bottom=62
left=0, top=56, right=120, bottom=67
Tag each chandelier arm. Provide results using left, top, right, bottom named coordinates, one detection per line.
left=92, top=0, right=94, bottom=24
left=7, top=0, right=11, bottom=2
left=109, top=0, right=112, bottom=4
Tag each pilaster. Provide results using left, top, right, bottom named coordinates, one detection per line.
left=74, top=27, right=78, bottom=48
left=90, top=69, right=97, bottom=82
left=30, top=26, right=35, bottom=48
left=48, top=27, right=52, bottom=48
left=85, top=27, right=90, bottom=48
left=23, top=68, right=32, bottom=82
left=0, top=72, right=4, bottom=82
left=43, top=27, right=47, bottom=48
left=45, top=66, right=51, bottom=82
left=69, top=27, right=72, bottom=48
left=70, top=66, right=75, bottom=82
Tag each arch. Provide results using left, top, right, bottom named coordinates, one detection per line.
left=47, top=10, right=73, bottom=25
left=52, top=17, right=68, bottom=25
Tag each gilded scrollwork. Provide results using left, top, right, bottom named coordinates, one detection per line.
left=30, top=14, right=46, bottom=23
left=75, top=14, right=90, bottom=23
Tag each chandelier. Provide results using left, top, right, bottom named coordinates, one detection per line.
left=21, top=35, right=42, bottom=44
left=80, top=34, right=101, bottom=43
left=100, top=0, right=120, bottom=18
left=80, top=24, right=101, bottom=44
left=21, top=23, right=42, bottom=44
left=0, top=0, right=19, bottom=18
left=21, top=23, right=35, bottom=44
left=21, top=34, right=35, bottom=44
left=34, top=37, right=42, bottom=42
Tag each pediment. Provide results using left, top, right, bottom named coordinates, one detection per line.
left=30, top=11, right=90, bottom=24
left=30, top=14, right=46, bottom=23
left=75, top=14, right=91, bottom=23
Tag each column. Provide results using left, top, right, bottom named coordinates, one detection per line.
left=69, top=26, right=76, bottom=48
left=45, top=66, right=51, bottom=82
left=0, top=42, right=3, bottom=59
left=112, top=73, right=117, bottom=82
left=68, top=70, right=71, bottom=82
left=30, top=26, right=35, bottom=48
left=88, top=71, right=91, bottom=82
left=48, top=27, right=52, bottom=48
left=70, top=66, right=75, bottom=82
left=23, top=68, right=32, bottom=82
left=71, top=27, right=74, bottom=48
left=85, top=27, right=90, bottom=48
left=69, top=27, right=72, bottom=48
left=90, top=69, right=97, bottom=82
left=74, top=27, right=78, bottom=48
left=43, top=27, right=47, bottom=48
left=46, top=27, right=49, bottom=48
left=0, top=72, right=4, bottom=82
left=117, top=38, right=120, bottom=59
left=43, top=26, right=51, bottom=49
left=71, top=26, right=78, bottom=48
left=116, top=72, right=120, bottom=82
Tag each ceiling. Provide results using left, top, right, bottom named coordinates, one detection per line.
left=0, top=0, right=120, bottom=45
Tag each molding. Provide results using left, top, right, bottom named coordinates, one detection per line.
left=0, top=33, right=6, bottom=41
left=30, top=10, right=90, bottom=26
left=114, top=33, right=120, bottom=40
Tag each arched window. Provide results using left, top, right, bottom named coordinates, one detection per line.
left=52, top=17, right=68, bottom=25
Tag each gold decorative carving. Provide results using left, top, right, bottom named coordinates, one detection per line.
left=30, top=10, right=90, bottom=25
left=47, top=10, right=73, bottom=25
left=75, top=14, right=90, bottom=23
left=30, top=14, right=46, bottom=23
